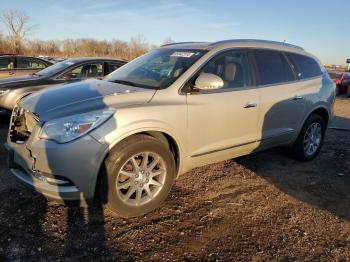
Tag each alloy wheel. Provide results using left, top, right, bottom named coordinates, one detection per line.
left=303, top=122, right=322, bottom=156
left=116, top=152, right=166, bottom=206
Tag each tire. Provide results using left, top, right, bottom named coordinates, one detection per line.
left=292, top=114, right=326, bottom=161
left=99, top=134, right=176, bottom=218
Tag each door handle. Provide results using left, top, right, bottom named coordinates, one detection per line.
left=292, top=96, right=303, bottom=101
left=9, top=71, right=15, bottom=75
left=243, top=102, right=257, bottom=108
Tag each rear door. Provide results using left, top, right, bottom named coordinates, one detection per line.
left=186, top=49, right=259, bottom=166
left=253, top=49, right=305, bottom=148
left=0, top=56, right=15, bottom=78
left=286, top=51, right=323, bottom=115
left=15, top=57, right=47, bottom=76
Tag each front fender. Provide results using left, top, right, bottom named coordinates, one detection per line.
left=90, top=116, right=186, bottom=176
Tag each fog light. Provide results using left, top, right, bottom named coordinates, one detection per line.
left=45, top=177, right=70, bottom=185
left=34, top=171, right=71, bottom=185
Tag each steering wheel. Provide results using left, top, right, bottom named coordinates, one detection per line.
left=138, top=67, right=162, bottom=81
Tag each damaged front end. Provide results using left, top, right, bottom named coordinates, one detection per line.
left=9, top=106, right=39, bottom=144
left=5, top=106, right=107, bottom=201
left=5, top=106, right=82, bottom=200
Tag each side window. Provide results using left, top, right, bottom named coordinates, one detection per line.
left=0, top=57, right=14, bottom=70
left=60, top=63, right=103, bottom=80
left=253, top=50, right=295, bottom=85
left=198, top=50, right=252, bottom=90
left=287, top=53, right=322, bottom=79
left=108, top=63, right=123, bottom=74
left=16, top=58, right=46, bottom=69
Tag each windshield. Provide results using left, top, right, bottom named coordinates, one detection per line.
left=36, top=60, right=75, bottom=77
left=105, top=48, right=207, bottom=89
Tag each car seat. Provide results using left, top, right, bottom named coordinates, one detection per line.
left=224, top=63, right=244, bottom=88
left=80, top=65, right=90, bottom=78
left=223, top=63, right=237, bottom=88
left=89, top=65, right=98, bottom=77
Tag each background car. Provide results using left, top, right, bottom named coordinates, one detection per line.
left=0, top=57, right=127, bottom=111
left=0, top=54, right=53, bottom=79
left=335, top=72, right=350, bottom=96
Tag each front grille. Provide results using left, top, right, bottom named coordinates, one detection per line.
left=9, top=107, right=39, bottom=143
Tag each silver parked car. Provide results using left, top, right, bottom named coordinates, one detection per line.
left=5, top=39, right=335, bottom=217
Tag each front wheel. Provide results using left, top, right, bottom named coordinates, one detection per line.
left=292, top=114, right=325, bottom=161
left=99, top=134, right=176, bottom=218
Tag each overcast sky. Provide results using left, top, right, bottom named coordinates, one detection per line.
left=1, top=0, right=349, bottom=65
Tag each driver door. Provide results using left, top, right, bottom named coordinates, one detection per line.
left=186, top=50, right=259, bottom=167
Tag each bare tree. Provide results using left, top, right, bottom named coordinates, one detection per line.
left=128, top=35, right=150, bottom=59
left=0, top=9, right=34, bottom=54
left=162, top=37, right=175, bottom=45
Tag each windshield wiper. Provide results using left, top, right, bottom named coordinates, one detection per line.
left=111, top=79, right=138, bottom=87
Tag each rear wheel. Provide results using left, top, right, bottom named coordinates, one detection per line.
left=292, top=114, right=325, bottom=161
left=99, top=134, right=176, bottom=217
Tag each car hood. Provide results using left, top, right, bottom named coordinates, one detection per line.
left=20, top=79, right=157, bottom=122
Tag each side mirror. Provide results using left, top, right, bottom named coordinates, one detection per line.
left=194, top=73, right=224, bottom=90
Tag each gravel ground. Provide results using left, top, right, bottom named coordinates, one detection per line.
left=0, top=98, right=349, bottom=261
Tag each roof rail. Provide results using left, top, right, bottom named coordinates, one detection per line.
left=160, top=42, right=207, bottom=47
left=209, top=39, right=304, bottom=51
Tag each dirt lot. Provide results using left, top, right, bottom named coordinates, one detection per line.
left=0, top=98, right=349, bottom=261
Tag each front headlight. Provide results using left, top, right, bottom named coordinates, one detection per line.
left=39, top=109, right=114, bottom=143
left=0, top=89, right=10, bottom=96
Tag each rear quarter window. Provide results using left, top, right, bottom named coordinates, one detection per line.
left=253, top=50, right=295, bottom=85
left=108, top=62, right=124, bottom=74
left=287, top=53, right=322, bottom=79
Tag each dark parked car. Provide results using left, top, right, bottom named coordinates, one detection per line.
left=0, top=54, right=53, bottom=79
left=0, top=57, right=127, bottom=111
left=335, top=72, right=350, bottom=96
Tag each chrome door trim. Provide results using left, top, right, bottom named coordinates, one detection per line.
left=191, top=140, right=256, bottom=158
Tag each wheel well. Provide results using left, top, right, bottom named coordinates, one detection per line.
left=94, top=131, right=180, bottom=199
left=142, top=131, right=180, bottom=173
left=311, top=107, right=329, bottom=127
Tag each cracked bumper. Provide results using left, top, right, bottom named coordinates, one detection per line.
left=5, top=133, right=108, bottom=201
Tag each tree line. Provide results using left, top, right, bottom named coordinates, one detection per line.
left=0, top=36, right=153, bottom=60
left=0, top=9, right=173, bottom=60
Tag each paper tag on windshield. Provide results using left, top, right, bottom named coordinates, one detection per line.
left=170, top=52, right=194, bottom=58
left=64, top=62, right=75, bottom=65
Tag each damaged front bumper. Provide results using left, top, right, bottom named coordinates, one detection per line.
left=5, top=114, right=108, bottom=201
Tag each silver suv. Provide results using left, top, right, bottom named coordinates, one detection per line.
left=6, top=40, right=335, bottom=217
